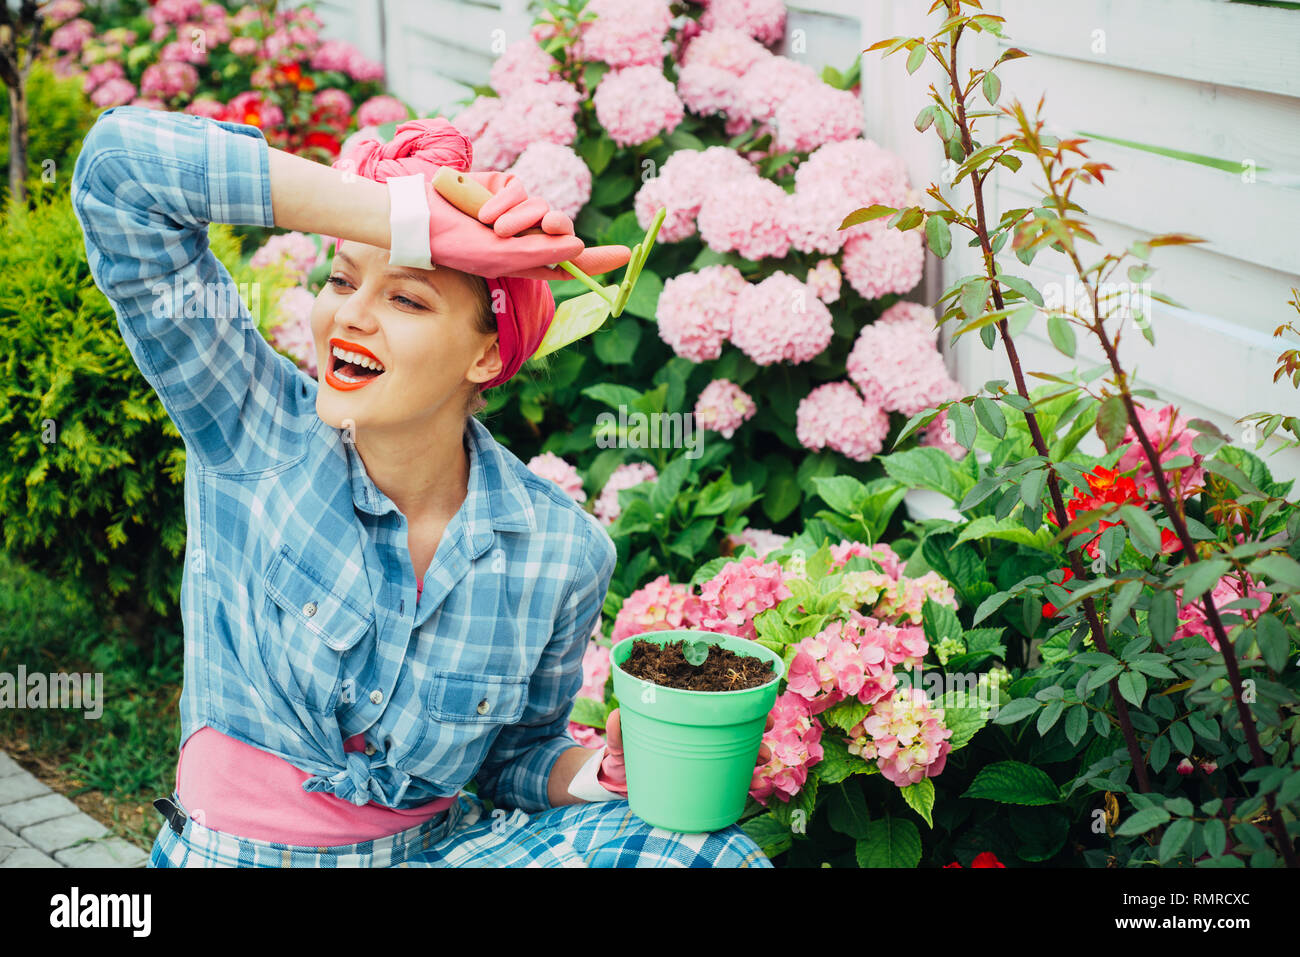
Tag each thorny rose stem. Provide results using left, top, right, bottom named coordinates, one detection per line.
left=940, top=21, right=1153, bottom=795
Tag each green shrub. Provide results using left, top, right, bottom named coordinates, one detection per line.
left=0, top=59, right=99, bottom=207
left=0, top=189, right=295, bottom=627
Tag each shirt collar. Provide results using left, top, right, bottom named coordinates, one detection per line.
left=344, top=416, right=535, bottom=552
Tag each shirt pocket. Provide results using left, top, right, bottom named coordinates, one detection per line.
left=401, top=671, right=529, bottom=787
left=259, top=545, right=374, bottom=715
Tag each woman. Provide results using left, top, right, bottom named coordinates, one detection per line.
left=70, top=104, right=774, bottom=867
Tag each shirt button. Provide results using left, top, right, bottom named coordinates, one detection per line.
left=477, top=698, right=491, bottom=715
left=364, top=742, right=377, bottom=756
left=302, top=601, right=317, bottom=618
left=369, top=689, right=383, bottom=705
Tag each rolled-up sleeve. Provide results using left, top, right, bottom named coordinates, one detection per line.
left=473, top=517, right=618, bottom=813
left=69, top=105, right=295, bottom=473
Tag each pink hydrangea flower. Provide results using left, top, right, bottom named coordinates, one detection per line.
left=750, top=691, right=823, bottom=805
left=806, top=259, right=842, bottom=304
left=184, top=98, right=227, bottom=120
left=701, top=0, right=788, bottom=46
left=250, top=231, right=320, bottom=285
left=129, top=97, right=168, bottom=112
left=90, top=78, right=137, bottom=109
left=694, top=378, right=757, bottom=439
left=750, top=692, right=823, bottom=805
left=697, top=174, right=791, bottom=261
left=731, top=272, right=833, bottom=366
left=694, top=556, right=793, bottom=642
left=796, top=382, right=891, bottom=462
left=356, top=95, right=408, bottom=128
left=150, top=0, right=202, bottom=26
left=575, top=0, right=673, bottom=68
left=878, top=572, right=959, bottom=626
left=593, top=66, right=684, bottom=148
left=50, top=17, right=94, bottom=53
left=679, top=27, right=770, bottom=76
left=725, top=527, right=790, bottom=561
left=733, top=56, right=820, bottom=126
left=846, top=314, right=963, bottom=417
left=830, top=540, right=904, bottom=578
left=568, top=721, right=606, bottom=749
left=38, top=0, right=83, bottom=26
left=309, top=38, right=357, bottom=72
left=676, top=62, right=738, bottom=118
left=82, top=60, right=125, bottom=94
left=469, top=82, right=581, bottom=170
left=579, top=640, right=612, bottom=701
left=786, top=139, right=910, bottom=254
left=346, top=52, right=386, bottom=83
left=1173, top=573, right=1272, bottom=652
left=140, top=60, right=198, bottom=99
left=633, top=146, right=756, bottom=243
left=507, top=142, right=592, bottom=219
left=450, top=96, right=502, bottom=141
left=611, top=575, right=704, bottom=642
left=847, top=688, right=953, bottom=787
left=229, top=36, right=259, bottom=57
left=525, top=452, right=587, bottom=503
left=270, top=288, right=318, bottom=377
left=787, top=612, right=895, bottom=712
left=771, top=84, right=863, bottom=154
left=1115, top=403, right=1206, bottom=501
left=594, top=462, right=658, bottom=525
left=313, top=87, right=355, bottom=121
left=840, top=219, right=926, bottom=300
left=489, top=37, right=556, bottom=95
left=654, top=264, right=746, bottom=362
left=161, top=39, right=208, bottom=65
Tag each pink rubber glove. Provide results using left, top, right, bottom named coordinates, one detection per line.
left=424, top=171, right=631, bottom=281
left=597, top=708, right=629, bottom=797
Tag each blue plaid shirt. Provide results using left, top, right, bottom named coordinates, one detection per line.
left=70, top=106, right=616, bottom=814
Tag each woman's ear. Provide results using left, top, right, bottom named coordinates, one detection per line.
left=467, top=334, right=502, bottom=387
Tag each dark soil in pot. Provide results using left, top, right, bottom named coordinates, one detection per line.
left=620, top=638, right=775, bottom=691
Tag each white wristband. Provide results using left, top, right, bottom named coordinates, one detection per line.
left=566, top=746, right=625, bottom=803
left=386, top=174, right=433, bottom=268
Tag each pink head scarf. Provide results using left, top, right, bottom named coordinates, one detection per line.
left=328, top=118, right=556, bottom=391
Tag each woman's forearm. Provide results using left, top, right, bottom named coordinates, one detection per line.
left=547, top=745, right=596, bottom=807
left=266, top=145, right=391, bottom=249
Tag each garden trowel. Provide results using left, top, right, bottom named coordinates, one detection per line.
left=431, top=167, right=665, bottom=360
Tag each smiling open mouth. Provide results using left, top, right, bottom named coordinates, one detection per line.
left=327, top=345, right=386, bottom=390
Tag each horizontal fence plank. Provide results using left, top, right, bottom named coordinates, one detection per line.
left=995, top=52, right=1300, bottom=181
left=991, top=140, right=1300, bottom=277
left=994, top=0, right=1300, bottom=98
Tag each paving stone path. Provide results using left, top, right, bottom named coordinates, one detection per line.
left=0, top=750, right=148, bottom=867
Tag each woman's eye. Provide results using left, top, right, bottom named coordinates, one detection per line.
left=326, top=275, right=350, bottom=290
left=392, top=294, right=424, bottom=310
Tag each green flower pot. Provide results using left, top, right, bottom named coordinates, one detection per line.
left=611, top=629, right=785, bottom=833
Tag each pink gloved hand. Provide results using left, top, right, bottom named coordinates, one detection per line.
left=424, top=171, right=631, bottom=281
left=597, top=708, right=629, bottom=797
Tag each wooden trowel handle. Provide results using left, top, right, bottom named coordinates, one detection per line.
left=431, top=167, right=545, bottom=236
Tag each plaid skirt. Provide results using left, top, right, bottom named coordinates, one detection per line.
left=147, top=791, right=774, bottom=868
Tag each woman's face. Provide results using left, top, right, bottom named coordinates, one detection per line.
left=312, top=240, right=501, bottom=437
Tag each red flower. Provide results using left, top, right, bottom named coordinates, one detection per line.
left=1043, top=567, right=1074, bottom=619
left=945, top=852, right=1007, bottom=868
left=1159, top=527, right=1183, bottom=555
left=302, top=130, right=342, bottom=157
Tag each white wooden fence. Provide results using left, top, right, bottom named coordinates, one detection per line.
left=290, top=0, right=1300, bottom=486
